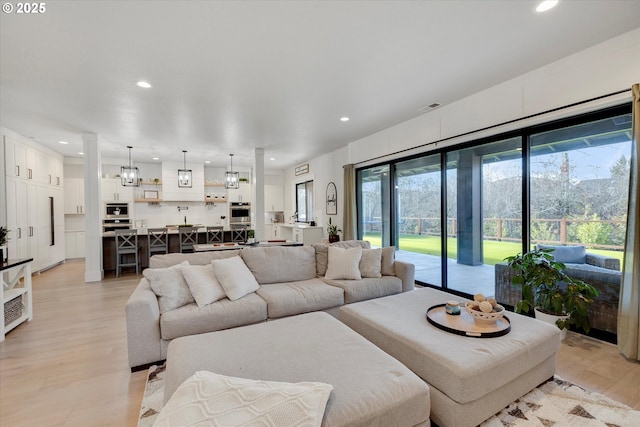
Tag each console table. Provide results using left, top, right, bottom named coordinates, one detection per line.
left=1, top=258, right=33, bottom=341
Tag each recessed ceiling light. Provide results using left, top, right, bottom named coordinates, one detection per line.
left=136, top=81, right=152, bottom=89
left=78, top=152, right=84, bottom=155
left=59, top=140, right=68, bottom=145
left=152, top=157, right=159, bottom=160
left=270, top=157, right=275, bottom=161
left=535, top=0, right=558, bottom=13
left=205, top=160, right=211, bottom=164
left=340, top=117, right=350, bottom=122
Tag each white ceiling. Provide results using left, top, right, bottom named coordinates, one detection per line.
left=1, top=1, right=639, bottom=169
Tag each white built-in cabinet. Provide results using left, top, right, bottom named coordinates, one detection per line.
left=265, top=184, right=284, bottom=211
left=64, top=178, right=85, bottom=214
left=227, top=182, right=252, bottom=203
left=101, top=178, right=134, bottom=202
left=65, top=231, right=86, bottom=259
left=4, top=135, right=65, bottom=272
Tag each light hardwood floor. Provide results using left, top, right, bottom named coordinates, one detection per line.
left=1, top=260, right=638, bottom=426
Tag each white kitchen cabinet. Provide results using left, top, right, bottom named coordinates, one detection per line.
left=65, top=231, right=86, bottom=259
left=278, top=225, right=322, bottom=245
left=4, top=136, right=27, bottom=178
left=101, top=178, right=134, bottom=202
left=272, top=224, right=281, bottom=239
left=64, top=178, right=85, bottom=214
left=265, top=184, right=284, bottom=211
left=227, top=183, right=252, bottom=203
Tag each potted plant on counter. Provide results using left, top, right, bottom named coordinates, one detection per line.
left=0, top=226, right=9, bottom=262
left=327, top=218, right=341, bottom=243
left=505, top=247, right=599, bottom=338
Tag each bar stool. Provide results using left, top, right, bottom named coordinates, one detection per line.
left=148, top=227, right=169, bottom=260
left=206, top=226, right=224, bottom=244
left=115, top=229, right=140, bottom=277
left=179, top=226, right=198, bottom=253
left=230, top=224, right=248, bottom=244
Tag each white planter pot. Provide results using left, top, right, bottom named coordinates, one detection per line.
left=534, top=307, right=569, bottom=340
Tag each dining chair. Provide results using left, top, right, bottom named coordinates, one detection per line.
left=115, top=229, right=140, bottom=277
left=206, top=226, right=224, bottom=244
left=179, top=226, right=198, bottom=253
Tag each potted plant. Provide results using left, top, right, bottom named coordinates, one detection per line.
left=505, top=247, right=599, bottom=337
left=327, top=217, right=341, bottom=243
left=0, top=226, right=9, bottom=262
left=153, top=178, right=160, bottom=187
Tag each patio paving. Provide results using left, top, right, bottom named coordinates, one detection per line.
left=395, top=249, right=498, bottom=298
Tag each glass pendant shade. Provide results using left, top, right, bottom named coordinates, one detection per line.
left=178, top=150, right=192, bottom=188
left=121, top=146, right=139, bottom=187
left=225, top=153, right=239, bottom=189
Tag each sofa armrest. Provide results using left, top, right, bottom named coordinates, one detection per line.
left=585, top=253, right=620, bottom=271
left=126, top=278, right=163, bottom=369
left=393, top=260, right=415, bottom=292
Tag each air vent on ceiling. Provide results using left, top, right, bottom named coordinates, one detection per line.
left=417, top=103, right=441, bottom=113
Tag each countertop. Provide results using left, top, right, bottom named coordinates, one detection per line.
left=277, top=223, right=322, bottom=229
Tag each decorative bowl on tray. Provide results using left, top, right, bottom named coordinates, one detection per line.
left=465, top=302, right=505, bottom=323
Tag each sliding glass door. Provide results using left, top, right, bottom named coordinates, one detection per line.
left=394, top=155, right=442, bottom=286
left=445, top=137, right=522, bottom=296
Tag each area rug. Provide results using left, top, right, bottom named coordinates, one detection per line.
left=138, top=364, right=639, bottom=427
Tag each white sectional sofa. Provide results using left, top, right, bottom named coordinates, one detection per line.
left=126, top=241, right=415, bottom=370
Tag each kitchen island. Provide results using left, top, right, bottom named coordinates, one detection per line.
left=103, top=227, right=232, bottom=274
left=276, top=223, right=324, bottom=245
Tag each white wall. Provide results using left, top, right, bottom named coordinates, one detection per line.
left=286, top=28, right=640, bottom=236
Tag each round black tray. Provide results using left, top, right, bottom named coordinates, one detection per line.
left=426, top=303, right=511, bottom=338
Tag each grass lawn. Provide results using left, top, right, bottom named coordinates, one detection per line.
left=361, top=232, right=624, bottom=265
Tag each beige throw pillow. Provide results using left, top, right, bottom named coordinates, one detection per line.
left=381, top=246, right=396, bottom=275
left=359, top=248, right=382, bottom=278
left=144, top=261, right=193, bottom=314
left=153, top=371, right=333, bottom=427
left=181, top=264, right=226, bottom=307
left=325, top=246, right=363, bottom=280
left=211, top=256, right=260, bottom=301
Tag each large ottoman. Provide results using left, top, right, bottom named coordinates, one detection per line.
left=339, top=287, right=561, bottom=427
left=164, top=311, right=430, bottom=427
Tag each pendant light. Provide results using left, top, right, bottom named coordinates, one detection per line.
left=225, top=153, right=239, bottom=189
left=178, top=150, right=192, bottom=188
left=121, top=146, right=139, bottom=187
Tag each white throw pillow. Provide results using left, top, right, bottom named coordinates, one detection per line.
left=180, top=264, right=226, bottom=307
left=325, top=246, right=363, bottom=280
left=153, top=371, right=333, bottom=427
left=143, top=261, right=193, bottom=314
left=211, top=256, right=260, bottom=300
left=359, top=248, right=382, bottom=278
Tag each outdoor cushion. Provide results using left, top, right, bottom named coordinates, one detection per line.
left=537, top=244, right=586, bottom=264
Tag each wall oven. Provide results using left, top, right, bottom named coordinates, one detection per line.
left=229, top=202, right=251, bottom=225
left=102, top=219, right=132, bottom=232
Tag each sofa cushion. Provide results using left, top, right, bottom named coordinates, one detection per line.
left=313, top=240, right=372, bottom=276
left=256, top=279, right=344, bottom=318
left=154, top=371, right=332, bottom=427
left=144, top=261, right=193, bottom=314
left=360, top=248, right=382, bottom=278
left=150, top=250, right=241, bottom=268
left=537, top=244, right=586, bottom=264
left=160, top=293, right=267, bottom=340
left=381, top=246, right=396, bottom=276
left=241, top=246, right=317, bottom=284
left=211, top=256, right=260, bottom=301
left=180, top=264, right=226, bottom=307
left=323, top=276, right=403, bottom=304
